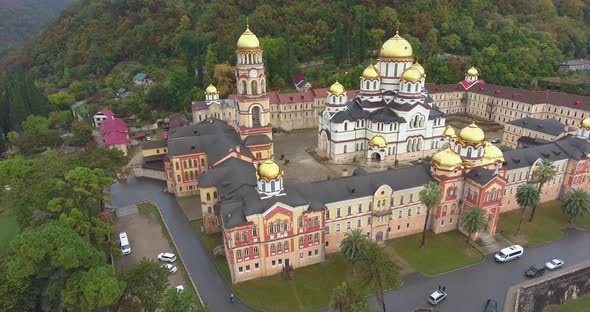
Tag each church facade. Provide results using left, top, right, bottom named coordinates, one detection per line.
left=318, top=32, right=446, bottom=164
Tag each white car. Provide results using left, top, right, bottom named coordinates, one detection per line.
left=545, top=259, right=564, bottom=270
left=162, top=263, right=178, bottom=273
left=427, top=289, right=448, bottom=305
left=175, top=285, right=184, bottom=292
left=158, top=252, right=177, bottom=263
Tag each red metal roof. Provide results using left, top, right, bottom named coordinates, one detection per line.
left=100, top=118, right=129, bottom=146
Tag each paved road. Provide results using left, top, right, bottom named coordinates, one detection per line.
left=369, top=227, right=590, bottom=312
left=111, top=176, right=590, bottom=312
left=110, top=176, right=254, bottom=311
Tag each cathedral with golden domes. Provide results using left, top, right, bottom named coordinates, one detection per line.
left=318, top=30, right=446, bottom=164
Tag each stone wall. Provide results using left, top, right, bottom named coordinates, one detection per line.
left=504, top=260, right=590, bottom=312
left=134, top=167, right=166, bottom=181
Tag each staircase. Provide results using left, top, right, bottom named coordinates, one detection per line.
left=473, top=233, right=513, bottom=255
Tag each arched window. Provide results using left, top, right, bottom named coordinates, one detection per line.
left=193, top=159, right=197, bottom=167
left=269, top=223, right=274, bottom=234
left=206, top=193, right=211, bottom=201
left=467, top=147, right=473, bottom=158
left=277, top=242, right=282, bottom=250
left=183, top=160, right=187, bottom=168
left=242, top=232, right=248, bottom=241
left=235, top=233, right=240, bottom=242
left=314, top=233, right=319, bottom=242
left=253, top=246, right=258, bottom=255
left=270, top=244, right=275, bottom=253
left=373, top=81, right=377, bottom=89
left=244, top=248, right=249, bottom=257
left=344, top=122, right=348, bottom=131
left=261, top=79, right=266, bottom=93
left=237, top=250, right=242, bottom=258
left=241, top=80, right=247, bottom=95
left=251, top=80, right=258, bottom=94
left=344, top=145, right=347, bottom=153
left=299, top=237, right=304, bottom=245
left=201, top=158, right=205, bottom=166
left=252, top=227, right=258, bottom=237
left=283, top=221, right=288, bottom=232
left=365, top=81, right=370, bottom=89
left=271, top=180, right=276, bottom=192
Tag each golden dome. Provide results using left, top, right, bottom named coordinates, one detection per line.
left=361, top=64, right=380, bottom=80
left=467, top=67, right=479, bottom=76
left=484, top=142, right=504, bottom=161
left=379, top=33, right=413, bottom=60
left=368, top=135, right=387, bottom=148
left=459, top=122, right=485, bottom=144
left=237, top=25, right=260, bottom=49
left=442, top=125, right=457, bottom=138
left=400, top=67, right=422, bottom=83
left=257, top=160, right=282, bottom=179
left=581, top=118, right=590, bottom=129
left=432, top=148, right=463, bottom=170
left=413, top=62, right=425, bottom=77
left=328, top=81, right=346, bottom=96
left=205, top=84, right=218, bottom=95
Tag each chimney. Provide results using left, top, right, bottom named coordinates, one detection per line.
left=512, top=93, right=518, bottom=98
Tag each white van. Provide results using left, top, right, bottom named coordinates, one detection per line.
left=119, top=232, right=131, bottom=255
left=495, top=245, right=523, bottom=262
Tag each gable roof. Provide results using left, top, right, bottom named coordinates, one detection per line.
left=465, top=167, right=497, bottom=186
left=508, top=117, right=568, bottom=136
left=133, top=73, right=148, bottom=81
left=95, top=109, right=114, bottom=118
left=100, top=118, right=128, bottom=146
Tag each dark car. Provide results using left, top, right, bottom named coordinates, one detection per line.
left=484, top=299, right=498, bottom=312
left=525, top=264, right=546, bottom=278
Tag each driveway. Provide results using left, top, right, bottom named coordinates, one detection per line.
left=111, top=176, right=590, bottom=312
left=110, top=176, right=254, bottom=311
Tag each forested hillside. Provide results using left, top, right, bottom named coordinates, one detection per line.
left=0, top=0, right=71, bottom=53
left=2, top=0, right=590, bottom=122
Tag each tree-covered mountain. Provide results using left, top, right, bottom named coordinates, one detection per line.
left=0, top=0, right=71, bottom=53
left=2, top=0, right=590, bottom=119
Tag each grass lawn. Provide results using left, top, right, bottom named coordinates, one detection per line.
left=545, top=293, right=590, bottom=312
left=497, top=200, right=590, bottom=247
left=192, top=220, right=400, bottom=312
left=0, top=198, right=19, bottom=252
left=384, top=231, right=484, bottom=276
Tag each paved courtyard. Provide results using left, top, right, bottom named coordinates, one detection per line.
left=114, top=205, right=185, bottom=288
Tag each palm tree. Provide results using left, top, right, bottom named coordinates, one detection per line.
left=530, top=160, right=557, bottom=222
left=561, top=189, right=590, bottom=224
left=339, top=228, right=369, bottom=274
left=419, top=182, right=442, bottom=248
left=358, top=242, right=401, bottom=312
left=515, top=184, right=540, bottom=234
left=460, top=206, right=489, bottom=249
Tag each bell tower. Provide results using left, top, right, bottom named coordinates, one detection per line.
left=234, top=21, right=274, bottom=161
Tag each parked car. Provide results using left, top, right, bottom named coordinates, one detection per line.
left=495, top=245, right=523, bottom=262
left=525, top=264, right=546, bottom=278
left=119, top=232, right=131, bottom=255
left=545, top=259, right=564, bottom=270
left=427, top=289, right=448, bottom=305
left=175, top=285, right=184, bottom=292
left=146, top=136, right=152, bottom=141
left=484, top=299, right=498, bottom=312
left=158, top=252, right=177, bottom=263
left=490, top=138, right=501, bottom=143
left=162, top=263, right=178, bottom=273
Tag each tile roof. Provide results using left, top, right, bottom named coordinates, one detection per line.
left=508, top=117, right=568, bottom=136
left=244, top=135, right=272, bottom=146
left=465, top=167, right=497, bottom=186
left=100, top=117, right=128, bottom=146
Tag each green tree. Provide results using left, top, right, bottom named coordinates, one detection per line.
left=358, top=242, right=401, bottom=312
left=530, top=160, right=557, bottom=222
left=6, top=131, right=19, bottom=150
left=515, top=184, right=541, bottom=234
left=121, top=259, right=169, bottom=312
left=460, top=206, right=489, bottom=249
left=47, top=92, right=75, bottom=110
left=561, top=189, right=590, bottom=224
left=162, top=287, right=205, bottom=312
left=419, top=182, right=442, bottom=248
left=62, top=266, right=125, bottom=312
left=329, top=282, right=368, bottom=312
left=260, top=37, right=290, bottom=87
left=339, top=228, right=369, bottom=274
left=64, top=167, right=112, bottom=217
left=67, top=120, right=93, bottom=148
left=0, top=258, right=37, bottom=312
left=48, top=110, right=73, bottom=130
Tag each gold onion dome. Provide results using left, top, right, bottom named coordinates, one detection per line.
left=328, top=81, right=346, bottom=96
left=459, top=122, right=485, bottom=144
left=581, top=117, right=590, bottom=129
left=442, top=125, right=457, bottom=138
left=467, top=66, right=479, bottom=76
left=368, top=135, right=387, bottom=148
left=237, top=25, right=260, bottom=49
left=484, top=142, right=504, bottom=161
left=432, top=148, right=463, bottom=169
left=205, top=84, right=218, bottom=94
left=412, top=62, right=425, bottom=77
left=361, top=64, right=380, bottom=80
left=400, top=67, right=422, bottom=83
left=379, top=33, right=413, bottom=59
left=257, top=160, right=282, bottom=179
